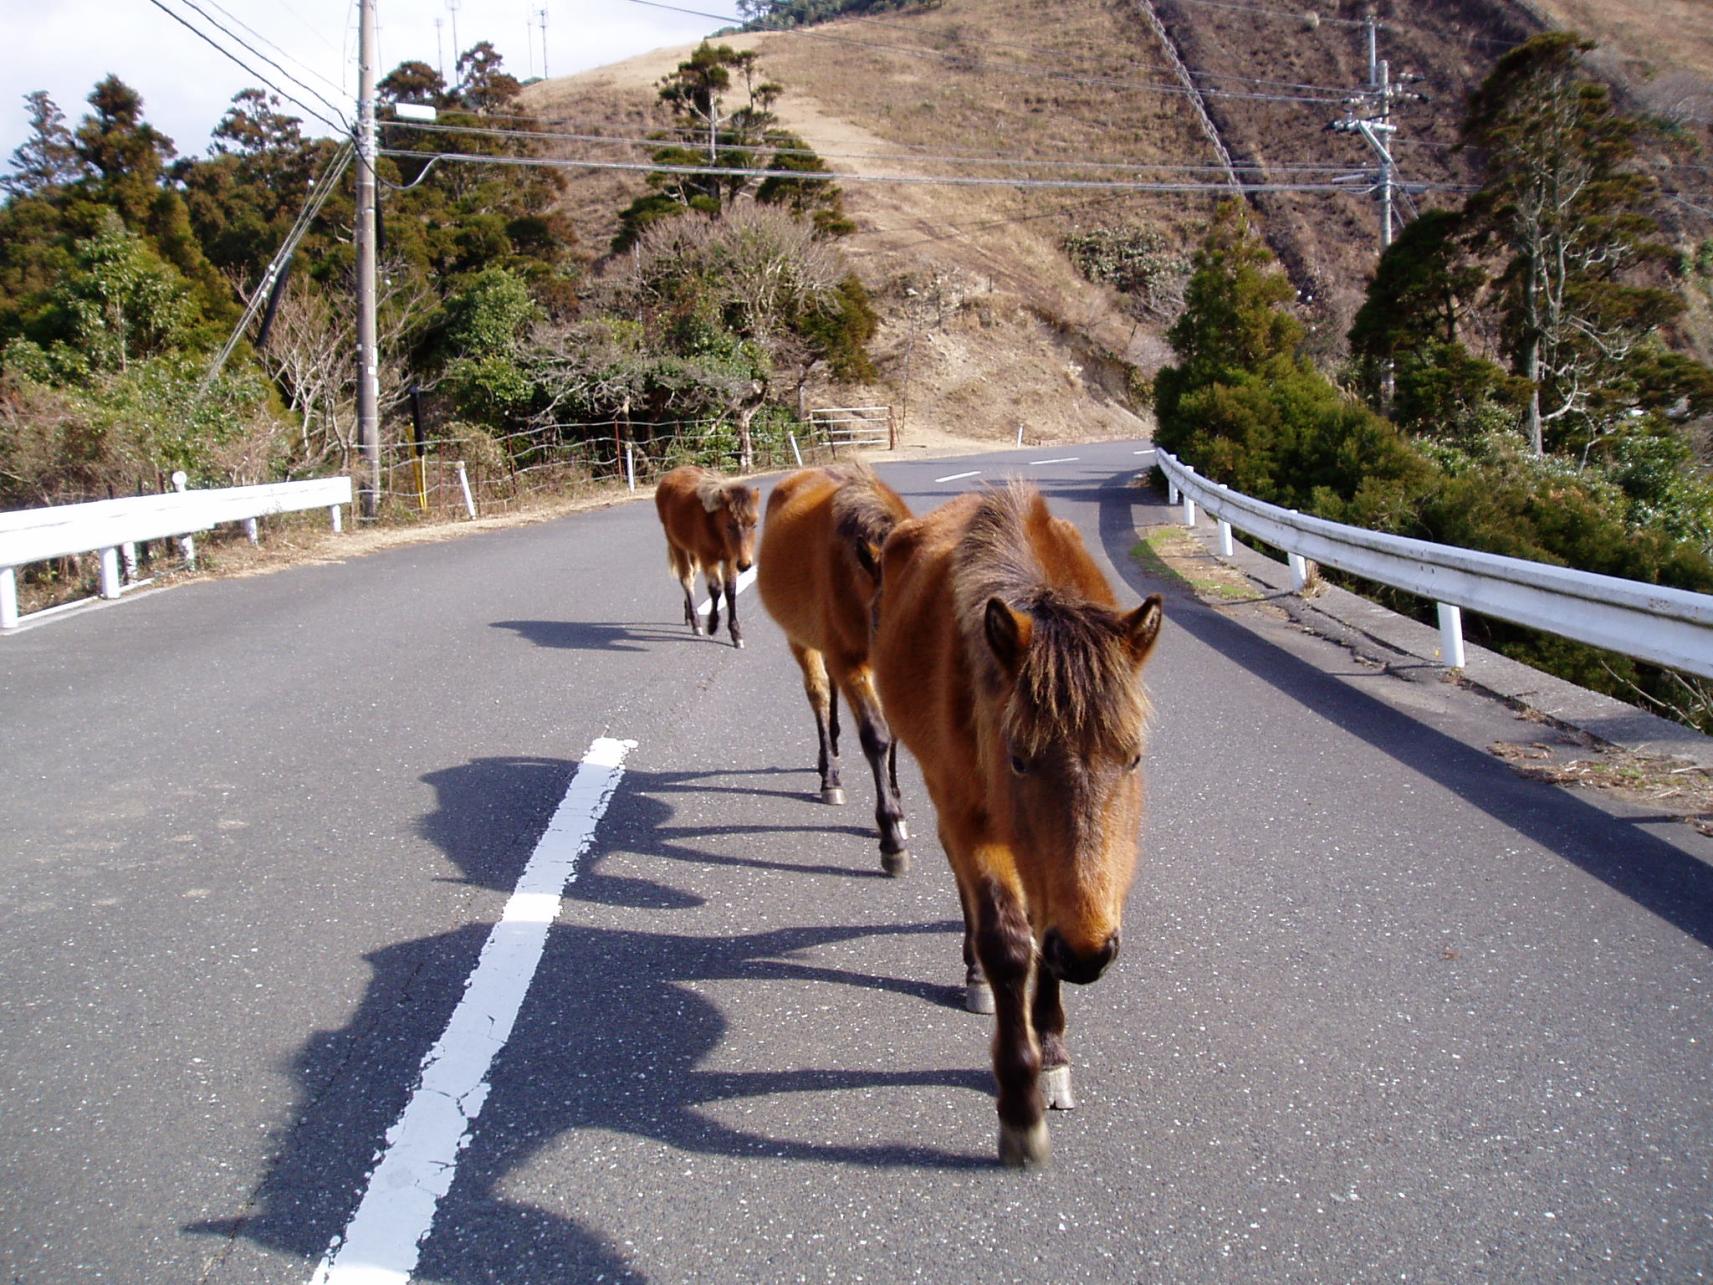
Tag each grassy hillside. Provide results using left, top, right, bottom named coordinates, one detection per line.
left=520, top=0, right=1713, bottom=448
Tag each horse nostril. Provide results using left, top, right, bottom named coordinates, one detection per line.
left=737, top=559, right=754, bottom=573
left=1043, top=928, right=1119, bottom=984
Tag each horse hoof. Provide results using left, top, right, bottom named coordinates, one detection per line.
left=1042, top=1064, right=1076, bottom=1111
left=964, top=982, right=995, bottom=1014
left=882, top=848, right=909, bottom=878
left=998, top=1120, right=1051, bottom=1169
left=733, top=638, right=745, bottom=649
left=821, top=787, right=846, bottom=806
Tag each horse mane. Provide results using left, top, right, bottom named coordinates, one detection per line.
left=953, top=481, right=1149, bottom=757
left=696, top=474, right=759, bottom=523
left=828, top=463, right=910, bottom=577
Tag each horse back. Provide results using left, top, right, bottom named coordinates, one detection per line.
left=759, top=467, right=908, bottom=667
left=655, top=465, right=729, bottom=567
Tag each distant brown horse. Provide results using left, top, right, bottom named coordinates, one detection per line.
left=757, top=464, right=912, bottom=874
left=873, top=480, right=1163, bottom=1168
left=654, top=465, right=761, bottom=648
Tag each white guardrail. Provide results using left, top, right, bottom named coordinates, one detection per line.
left=0, top=474, right=352, bottom=631
left=1155, top=448, right=1713, bottom=680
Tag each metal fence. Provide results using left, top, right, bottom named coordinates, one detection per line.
left=809, top=406, right=894, bottom=452
left=1156, top=448, right=1713, bottom=679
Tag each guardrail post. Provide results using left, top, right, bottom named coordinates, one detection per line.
left=1, top=567, right=17, bottom=630
left=98, top=546, right=122, bottom=600
left=1167, top=480, right=1180, bottom=505
left=243, top=517, right=260, bottom=546
left=171, top=471, right=196, bottom=570
left=626, top=443, right=636, bottom=493
left=121, top=542, right=138, bottom=582
left=1437, top=602, right=1466, bottom=669
left=789, top=432, right=803, bottom=468
left=330, top=504, right=343, bottom=534
left=1181, top=494, right=1196, bottom=526
left=1289, top=553, right=1309, bottom=590
left=1218, top=519, right=1234, bottom=557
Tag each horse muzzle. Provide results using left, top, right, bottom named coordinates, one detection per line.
left=737, top=557, right=754, bottom=573
left=1042, top=928, right=1119, bottom=985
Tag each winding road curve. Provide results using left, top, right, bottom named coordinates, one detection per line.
left=3, top=440, right=1709, bottom=1281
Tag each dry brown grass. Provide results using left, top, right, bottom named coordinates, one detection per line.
left=1490, top=736, right=1713, bottom=834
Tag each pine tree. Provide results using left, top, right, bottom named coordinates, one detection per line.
left=3, top=91, right=85, bottom=198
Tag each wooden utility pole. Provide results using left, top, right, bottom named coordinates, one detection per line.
left=356, top=0, right=380, bottom=519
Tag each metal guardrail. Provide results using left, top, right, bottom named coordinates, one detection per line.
left=1155, top=448, right=1713, bottom=679
left=0, top=475, right=353, bottom=631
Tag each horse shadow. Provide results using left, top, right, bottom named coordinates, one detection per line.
left=1098, top=472, right=1713, bottom=951
left=187, top=756, right=983, bottom=1281
left=490, top=619, right=703, bottom=652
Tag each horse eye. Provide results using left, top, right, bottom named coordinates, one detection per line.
left=1127, top=753, right=1143, bottom=773
left=1010, top=753, right=1030, bottom=775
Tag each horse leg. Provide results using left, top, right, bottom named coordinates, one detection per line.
left=723, top=565, right=743, bottom=648
left=973, top=872, right=1048, bottom=1168
left=956, top=869, right=993, bottom=1014
left=1032, top=969, right=1074, bottom=1110
left=838, top=667, right=909, bottom=876
left=791, top=643, right=843, bottom=804
left=669, top=547, right=698, bottom=632
left=704, top=570, right=723, bottom=638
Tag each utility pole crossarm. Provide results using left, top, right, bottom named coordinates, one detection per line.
left=1328, top=17, right=1425, bottom=257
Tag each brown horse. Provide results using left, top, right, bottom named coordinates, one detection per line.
left=655, top=465, right=761, bottom=648
left=757, top=464, right=913, bottom=874
left=873, top=480, right=1163, bottom=1168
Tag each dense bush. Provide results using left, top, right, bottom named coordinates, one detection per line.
left=1156, top=200, right=1713, bottom=727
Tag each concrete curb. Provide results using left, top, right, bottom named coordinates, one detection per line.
left=1148, top=497, right=1713, bottom=770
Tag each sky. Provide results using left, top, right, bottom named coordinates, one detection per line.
left=0, top=0, right=728, bottom=165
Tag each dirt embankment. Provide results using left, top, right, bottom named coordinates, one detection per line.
left=522, top=0, right=1713, bottom=449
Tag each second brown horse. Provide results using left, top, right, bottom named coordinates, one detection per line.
left=655, top=465, right=761, bottom=648
left=757, top=464, right=913, bottom=875
left=873, top=480, right=1163, bottom=1168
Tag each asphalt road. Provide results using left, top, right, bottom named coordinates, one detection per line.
left=3, top=439, right=1710, bottom=1282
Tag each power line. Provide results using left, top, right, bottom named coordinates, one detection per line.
left=382, top=117, right=1372, bottom=177
left=199, top=0, right=350, bottom=103
left=377, top=144, right=1478, bottom=195
left=202, top=139, right=355, bottom=386
left=456, top=103, right=1398, bottom=172
left=165, top=0, right=351, bottom=129
left=145, top=0, right=349, bottom=136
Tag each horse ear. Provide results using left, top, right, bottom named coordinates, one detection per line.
left=1123, top=595, right=1164, bottom=665
left=984, top=597, right=1033, bottom=675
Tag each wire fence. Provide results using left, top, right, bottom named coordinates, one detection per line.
left=5, top=414, right=876, bottom=617
left=361, top=414, right=848, bottom=519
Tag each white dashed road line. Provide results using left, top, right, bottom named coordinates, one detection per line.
left=934, top=470, right=982, bottom=483
left=696, top=563, right=758, bottom=616
left=310, top=736, right=637, bottom=1285
left=1028, top=457, right=1080, bottom=466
